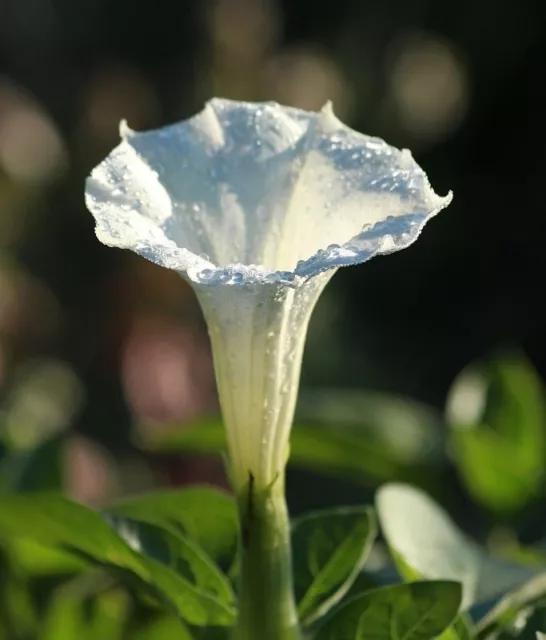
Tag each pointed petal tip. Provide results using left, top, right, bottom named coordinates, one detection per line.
left=317, top=100, right=343, bottom=134
left=442, top=190, right=454, bottom=206
left=119, top=119, right=135, bottom=139
left=320, top=100, right=334, bottom=114
left=204, top=97, right=218, bottom=110
left=205, top=96, right=232, bottom=114
left=195, top=101, right=225, bottom=148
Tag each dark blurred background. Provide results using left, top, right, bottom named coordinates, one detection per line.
left=1, top=0, right=545, bottom=517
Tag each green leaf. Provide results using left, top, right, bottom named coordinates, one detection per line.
left=291, top=506, right=376, bottom=626
left=8, top=538, right=86, bottom=576
left=39, top=588, right=128, bottom=640
left=0, top=434, right=64, bottom=493
left=107, top=516, right=235, bottom=614
left=0, top=551, right=36, bottom=638
left=107, top=487, right=238, bottom=571
left=314, top=580, right=462, bottom=640
left=376, top=484, right=535, bottom=609
left=191, top=627, right=233, bottom=639
left=451, top=615, right=474, bottom=640
left=0, top=494, right=236, bottom=626
left=297, top=389, right=444, bottom=467
left=131, top=616, right=194, bottom=640
left=438, top=614, right=473, bottom=640
left=447, top=353, right=546, bottom=513
left=133, top=620, right=231, bottom=640
left=39, top=590, right=83, bottom=640
left=476, top=573, right=546, bottom=638
left=86, top=590, right=129, bottom=638
left=140, top=416, right=435, bottom=485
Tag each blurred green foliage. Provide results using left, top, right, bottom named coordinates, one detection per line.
left=1, top=353, right=546, bottom=637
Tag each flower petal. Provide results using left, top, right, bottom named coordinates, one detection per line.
left=85, top=99, right=450, bottom=286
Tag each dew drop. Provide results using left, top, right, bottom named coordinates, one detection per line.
left=278, top=271, right=295, bottom=282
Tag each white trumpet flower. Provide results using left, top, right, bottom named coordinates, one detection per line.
left=85, top=98, right=451, bottom=494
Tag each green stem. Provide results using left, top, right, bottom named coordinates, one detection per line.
left=233, top=474, right=301, bottom=640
